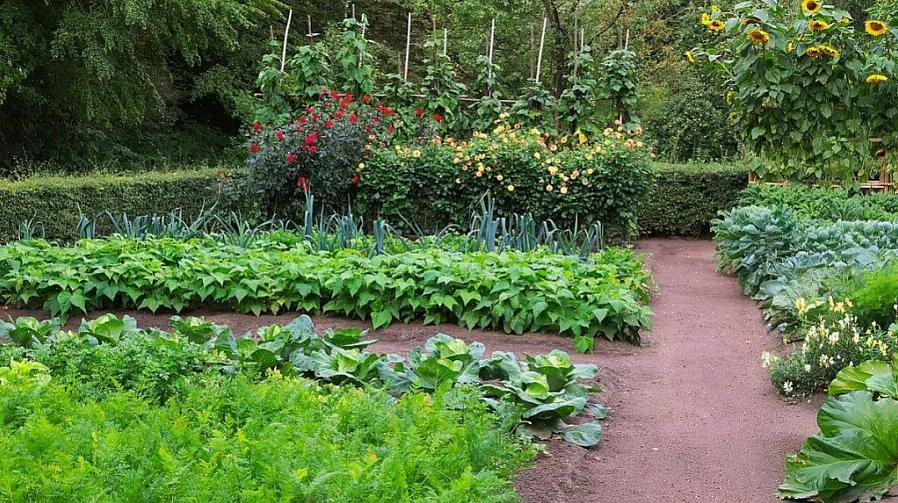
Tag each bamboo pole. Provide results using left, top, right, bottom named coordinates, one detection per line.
left=404, top=13, right=412, bottom=81
left=280, top=9, right=293, bottom=72
left=443, top=28, right=448, bottom=56
left=488, top=19, right=496, bottom=83
left=535, top=17, right=547, bottom=83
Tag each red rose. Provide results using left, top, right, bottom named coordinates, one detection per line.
left=351, top=176, right=359, bottom=185
left=252, top=121, right=262, bottom=132
left=287, top=153, right=297, bottom=163
left=305, top=132, right=318, bottom=146
left=276, top=131, right=284, bottom=141
left=250, top=143, right=260, bottom=153
left=349, top=114, right=358, bottom=123
left=434, top=113, right=443, bottom=123
left=299, top=116, right=307, bottom=124
left=325, top=120, right=334, bottom=128
left=415, top=108, right=424, bottom=118
left=335, top=111, right=344, bottom=120
left=311, top=114, right=319, bottom=122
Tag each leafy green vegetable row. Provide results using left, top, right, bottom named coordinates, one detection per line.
left=0, top=237, right=652, bottom=348
left=0, top=313, right=608, bottom=447
left=0, top=360, right=531, bottom=502
left=779, top=357, right=898, bottom=502
left=712, top=205, right=898, bottom=333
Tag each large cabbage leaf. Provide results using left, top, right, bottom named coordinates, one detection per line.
left=778, top=391, right=898, bottom=502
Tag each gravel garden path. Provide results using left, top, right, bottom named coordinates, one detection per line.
left=511, top=238, right=820, bottom=503
left=0, top=238, right=820, bottom=502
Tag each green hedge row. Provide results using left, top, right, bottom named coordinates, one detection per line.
left=0, top=169, right=228, bottom=242
left=638, top=162, right=750, bottom=237
left=0, top=162, right=750, bottom=243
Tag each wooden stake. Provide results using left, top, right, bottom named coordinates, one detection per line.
left=280, top=9, right=293, bottom=72
left=352, top=3, right=356, bottom=19
left=624, top=29, right=630, bottom=50
left=404, top=13, right=412, bottom=81
left=443, top=28, right=448, bottom=56
left=535, top=17, right=547, bottom=83
left=488, top=19, right=496, bottom=82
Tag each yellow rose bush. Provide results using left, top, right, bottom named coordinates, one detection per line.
left=355, top=121, right=653, bottom=241
left=693, top=1, right=898, bottom=184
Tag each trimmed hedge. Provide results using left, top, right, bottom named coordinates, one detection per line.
left=0, top=169, right=229, bottom=242
left=2, top=162, right=749, bottom=243
left=638, top=162, right=749, bottom=237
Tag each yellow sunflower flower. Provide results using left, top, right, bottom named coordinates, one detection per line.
left=866, top=73, right=889, bottom=84
left=747, top=29, right=770, bottom=44
left=701, top=13, right=711, bottom=26
left=808, top=19, right=830, bottom=32
left=805, top=46, right=822, bottom=58
left=819, top=44, right=839, bottom=57
left=865, top=20, right=889, bottom=36
left=708, top=19, right=726, bottom=31
left=802, top=0, right=822, bottom=14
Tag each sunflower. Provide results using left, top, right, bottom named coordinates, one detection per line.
left=701, top=13, right=711, bottom=26
left=708, top=19, right=726, bottom=31
left=684, top=50, right=696, bottom=64
left=805, top=46, right=822, bottom=58
left=819, top=44, right=839, bottom=57
left=808, top=19, right=830, bottom=32
left=866, top=73, right=889, bottom=83
left=802, top=0, right=822, bottom=14
left=865, top=20, right=889, bottom=36
left=747, top=29, right=770, bottom=44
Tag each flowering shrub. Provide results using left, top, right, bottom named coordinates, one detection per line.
left=691, top=1, right=898, bottom=183
left=226, top=90, right=396, bottom=215
left=763, top=297, right=898, bottom=398
left=356, top=117, right=653, bottom=241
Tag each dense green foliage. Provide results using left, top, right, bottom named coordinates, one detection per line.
left=357, top=127, right=653, bottom=241
left=638, top=162, right=748, bottom=236
left=0, top=360, right=531, bottom=502
left=740, top=184, right=898, bottom=222
left=0, top=169, right=238, bottom=242
left=0, top=238, right=652, bottom=347
left=1, top=0, right=739, bottom=173
left=0, top=313, right=609, bottom=446
left=780, top=358, right=898, bottom=502
left=0, top=0, right=282, bottom=172
left=713, top=205, right=898, bottom=332
left=844, top=264, right=898, bottom=328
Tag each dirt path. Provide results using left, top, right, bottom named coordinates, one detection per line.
left=512, top=238, right=820, bottom=503
left=0, top=238, right=820, bottom=502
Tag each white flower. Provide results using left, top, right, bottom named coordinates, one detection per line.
left=804, top=364, right=812, bottom=373
left=783, top=381, right=794, bottom=395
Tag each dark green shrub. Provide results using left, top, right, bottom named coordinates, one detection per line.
left=644, top=74, right=738, bottom=162
left=0, top=169, right=238, bottom=242
left=638, top=162, right=749, bottom=236
left=357, top=127, right=653, bottom=242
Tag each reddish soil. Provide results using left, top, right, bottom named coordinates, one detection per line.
left=0, top=238, right=822, bottom=502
